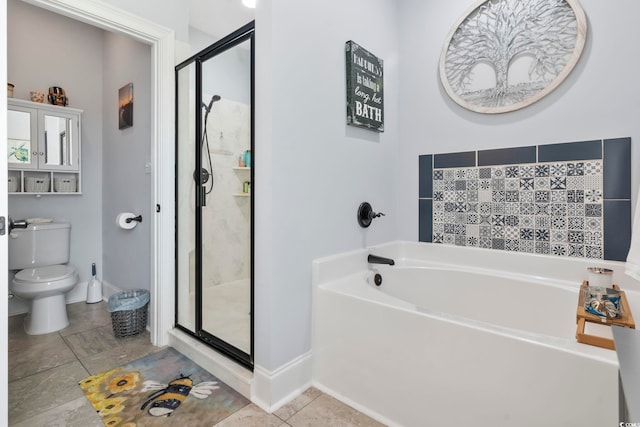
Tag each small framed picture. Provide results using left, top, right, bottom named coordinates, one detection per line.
left=118, top=83, right=133, bottom=129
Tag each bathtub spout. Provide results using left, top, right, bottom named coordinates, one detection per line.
left=368, top=254, right=395, bottom=266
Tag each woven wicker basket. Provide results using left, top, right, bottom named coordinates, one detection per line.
left=111, top=304, right=148, bottom=338
left=109, top=289, right=149, bottom=338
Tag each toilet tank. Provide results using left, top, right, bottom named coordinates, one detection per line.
left=9, top=222, right=71, bottom=270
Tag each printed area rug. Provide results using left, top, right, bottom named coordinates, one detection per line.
left=79, top=347, right=249, bottom=426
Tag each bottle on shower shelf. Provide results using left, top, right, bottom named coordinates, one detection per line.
left=244, top=149, right=251, bottom=168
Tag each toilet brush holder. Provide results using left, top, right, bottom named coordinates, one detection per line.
left=86, top=263, right=103, bottom=304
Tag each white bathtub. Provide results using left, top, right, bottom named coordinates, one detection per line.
left=312, top=242, right=640, bottom=427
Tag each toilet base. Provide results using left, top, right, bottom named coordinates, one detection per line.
left=24, top=294, right=70, bottom=335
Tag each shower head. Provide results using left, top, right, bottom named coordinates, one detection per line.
left=203, top=95, right=222, bottom=114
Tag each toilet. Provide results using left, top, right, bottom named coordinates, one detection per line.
left=9, top=222, right=78, bottom=335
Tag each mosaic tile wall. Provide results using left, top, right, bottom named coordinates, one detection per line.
left=418, top=138, right=632, bottom=261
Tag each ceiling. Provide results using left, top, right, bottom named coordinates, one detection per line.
left=187, top=0, right=255, bottom=40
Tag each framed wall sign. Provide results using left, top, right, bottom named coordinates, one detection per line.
left=346, top=41, right=384, bottom=132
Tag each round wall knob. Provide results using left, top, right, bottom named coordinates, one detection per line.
left=357, top=202, right=385, bottom=228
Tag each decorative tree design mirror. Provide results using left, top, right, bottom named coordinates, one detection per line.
left=439, top=0, right=587, bottom=114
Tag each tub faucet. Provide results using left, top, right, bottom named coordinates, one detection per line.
left=8, top=217, right=27, bottom=232
left=368, top=254, right=395, bottom=266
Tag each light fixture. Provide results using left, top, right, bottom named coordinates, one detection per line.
left=242, top=0, right=256, bottom=8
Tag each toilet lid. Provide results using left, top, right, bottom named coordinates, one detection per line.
left=15, top=265, right=76, bottom=282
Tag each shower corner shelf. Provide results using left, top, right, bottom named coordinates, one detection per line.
left=232, top=167, right=251, bottom=171
left=233, top=193, right=251, bottom=197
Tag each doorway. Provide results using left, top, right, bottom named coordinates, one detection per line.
left=175, top=22, right=255, bottom=369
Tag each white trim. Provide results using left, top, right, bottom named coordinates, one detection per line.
left=251, top=351, right=313, bottom=413
left=312, top=382, right=401, bottom=427
left=0, top=4, right=7, bottom=423
left=9, top=280, right=119, bottom=317
left=99, top=280, right=123, bottom=300
left=168, top=329, right=253, bottom=399
left=25, top=0, right=176, bottom=347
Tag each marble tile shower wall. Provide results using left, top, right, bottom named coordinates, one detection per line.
left=418, top=138, right=632, bottom=261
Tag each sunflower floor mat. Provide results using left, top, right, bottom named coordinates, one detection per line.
left=79, top=347, right=249, bottom=426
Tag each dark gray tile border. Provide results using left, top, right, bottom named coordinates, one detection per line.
left=538, top=139, right=602, bottom=162
left=478, top=146, right=536, bottom=166
left=434, top=151, right=476, bottom=169
left=604, top=200, right=631, bottom=262
left=421, top=137, right=630, bottom=262
left=603, top=137, right=631, bottom=200
left=419, top=155, right=432, bottom=199
left=419, top=199, right=432, bottom=242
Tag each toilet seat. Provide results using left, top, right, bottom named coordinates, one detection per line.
left=14, top=265, right=77, bottom=287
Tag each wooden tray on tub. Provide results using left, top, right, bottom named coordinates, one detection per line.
left=576, top=281, right=635, bottom=350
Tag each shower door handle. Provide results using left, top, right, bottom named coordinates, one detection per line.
left=197, top=185, right=207, bottom=207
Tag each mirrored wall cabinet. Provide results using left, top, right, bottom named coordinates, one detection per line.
left=7, top=98, right=82, bottom=195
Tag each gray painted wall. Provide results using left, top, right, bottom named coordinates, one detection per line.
left=395, top=0, right=640, bottom=242
left=254, top=0, right=399, bottom=371
left=8, top=0, right=152, bottom=300
left=7, top=0, right=104, bottom=300
left=101, top=32, right=152, bottom=293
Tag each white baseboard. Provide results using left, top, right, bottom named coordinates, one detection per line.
left=100, top=280, right=122, bottom=300
left=8, top=295, right=28, bottom=316
left=167, top=328, right=253, bottom=399
left=65, top=280, right=89, bottom=304
left=66, top=280, right=121, bottom=305
left=311, top=382, right=401, bottom=427
left=9, top=278, right=111, bottom=316
left=251, top=351, right=313, bottom=413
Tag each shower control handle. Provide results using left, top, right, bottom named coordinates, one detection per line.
left=357, top=202, right=386, bottom=228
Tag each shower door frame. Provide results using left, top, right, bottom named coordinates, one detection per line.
left=174, top=21, right=255, bottom=370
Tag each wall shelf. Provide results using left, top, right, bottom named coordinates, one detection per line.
left=233, top=193, right=251, bottom=197
left=8, top=169, right=81, bottom=195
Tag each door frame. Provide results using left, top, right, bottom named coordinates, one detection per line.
left=1, top=3, right=8, bottom=422
left=24, top=0, right=176, bottom=346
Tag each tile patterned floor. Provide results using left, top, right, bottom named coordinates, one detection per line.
left=8, top=301, right=384, bottom=426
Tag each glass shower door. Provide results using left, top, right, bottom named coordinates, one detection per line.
left=200, top=36, right=252, bottom=355
left=175, top=62, right=197, bottom=334
left=175, top=23, right=254, bottom=369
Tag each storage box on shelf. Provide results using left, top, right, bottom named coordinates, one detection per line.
left=7, top=175, right=19, bottom=192
left=53, top=175, right=77, bottom=192
left=24, top=175, right=50, bottom=193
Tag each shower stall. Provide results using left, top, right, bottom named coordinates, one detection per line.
left=175, top=22, right=254, bottom=369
